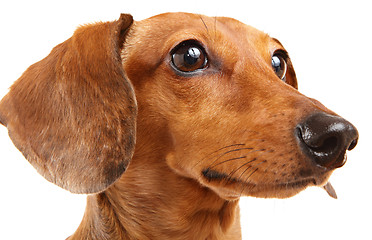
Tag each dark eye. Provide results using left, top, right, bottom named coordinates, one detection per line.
left=171, top=41, right=207, bottom=73
left=271, top=53, right=287, bottom=81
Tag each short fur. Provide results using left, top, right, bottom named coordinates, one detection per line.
left=0, top=13, right=358, bottom=239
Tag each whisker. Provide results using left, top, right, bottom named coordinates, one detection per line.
left=207, top=147, right=254, bottom=169
left=213, top=16, right=217, bottom=39
left=259, top=161, right=275, bottom=176
left=238, top=160, right=266, bottom=182
left=199, top=15, right=209, bottom=33
left=227, top=149, right=267, bottom=178
left=237, top=161, right=266, bottom=197
left=228, top=158, right=259, bottom=179
left=214, top=144, right=246, bottom=153
left=246, top=139, right=265, bottom=142
left=239, top=171, right=258, bottom=197
left=192, top=143, right=245, bottom=169
left=238, top=169, right=259, bottom=197
left=209, top=156, right=247, bottom=169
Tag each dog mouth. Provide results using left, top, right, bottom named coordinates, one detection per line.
left=201, top=168, right=337, bottom=199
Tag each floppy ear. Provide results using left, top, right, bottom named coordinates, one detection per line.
left=0, top=14, right=137, bottom=194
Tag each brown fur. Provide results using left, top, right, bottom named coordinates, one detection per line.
left=0, top=13, right=358, bottom=239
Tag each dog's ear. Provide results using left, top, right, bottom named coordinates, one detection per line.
left=0, top=14, right=137, bottom=194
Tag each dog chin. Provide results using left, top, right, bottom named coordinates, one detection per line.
left=212, top=184, right=310, bottom=200
left=203, top=176, right=335, bottom=200
left=244, top=180, right=316, bottom=199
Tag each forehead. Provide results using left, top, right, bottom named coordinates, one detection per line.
left=123, top=12, right=286, bottom=78
left=129, top=12, right=281, bottom=54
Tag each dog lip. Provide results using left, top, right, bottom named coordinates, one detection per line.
left=202, top=168, right=233, bottom=182
left=274, top=178, right=317, bottom=189
left=202, top=168, right=318, bottom=192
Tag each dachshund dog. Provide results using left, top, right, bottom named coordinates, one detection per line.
left=0, top=13, right=358, bottom=239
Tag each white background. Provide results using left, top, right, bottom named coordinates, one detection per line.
left=0, top=0, right=370, bottom=239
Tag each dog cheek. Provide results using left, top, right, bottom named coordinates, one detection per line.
left=165, top=151, right=197, bottom=180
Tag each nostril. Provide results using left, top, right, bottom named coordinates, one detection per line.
left=308, top=136, right=338, bottom=156
left=297, top=127, right=339, bottom=161
left=348, top=138, right=358, bottom=151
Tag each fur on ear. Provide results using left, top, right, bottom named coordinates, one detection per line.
left=0, top=14, right=137, bottom=194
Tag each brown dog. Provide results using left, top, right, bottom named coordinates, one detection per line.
left=0, top=13, right=358, bottom=239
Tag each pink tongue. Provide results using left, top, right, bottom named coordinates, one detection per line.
left=323, top=182, right=338, bottom=199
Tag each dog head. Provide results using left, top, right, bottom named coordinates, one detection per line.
left=0, top=13, right=358, bottom=199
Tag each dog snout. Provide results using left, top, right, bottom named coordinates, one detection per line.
left=296, top=112, right=358, bottom=170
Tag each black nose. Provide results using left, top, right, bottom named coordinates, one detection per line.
left=297, top=112, right=358, bottom=169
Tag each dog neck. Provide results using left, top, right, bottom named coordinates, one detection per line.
left=69, top=154, right=242, bottom=239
